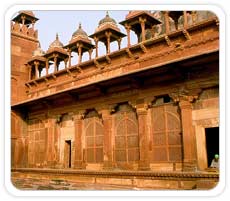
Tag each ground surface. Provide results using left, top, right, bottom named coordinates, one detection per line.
left=11, top=177, right=141, bottom=190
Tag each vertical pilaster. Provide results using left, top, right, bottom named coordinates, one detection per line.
left=170, top=89, right=199, bottom=171
left=100, top=108, right=113, bottom=169
left=136, top=106, right=150, bottom=170
left=74, top=111, right=85, bottom=169
left=179, top=99, right=197, bottom=171
left=46, top=116, right=57, bottom=167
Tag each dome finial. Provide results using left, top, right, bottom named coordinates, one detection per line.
left=106, top=11, right=109, bottom=16
left=56, top=33, right=59, bottom=40
left=79, top=22, right=82, bottom=29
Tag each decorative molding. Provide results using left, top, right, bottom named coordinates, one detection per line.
left=169, top=87, right=201, bottom=103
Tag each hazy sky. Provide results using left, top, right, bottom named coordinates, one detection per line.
left=33, top=10, right=137, bottom=60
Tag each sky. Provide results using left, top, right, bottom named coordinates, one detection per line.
left=33, top=10, right=138, bottom=61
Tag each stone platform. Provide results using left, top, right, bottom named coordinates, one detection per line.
left=11, top=168, right=219, bottom=190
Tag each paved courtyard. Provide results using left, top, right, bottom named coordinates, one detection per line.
left=11, top=177, right=140, bottom=190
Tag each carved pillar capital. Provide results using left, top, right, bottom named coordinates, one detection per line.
left=169, top=87, right=200, bottom=104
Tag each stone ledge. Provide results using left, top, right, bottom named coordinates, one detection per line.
left=12, top=168, right=219, bottom=180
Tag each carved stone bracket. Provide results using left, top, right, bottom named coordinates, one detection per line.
left=165, top=35, right=172, bottom=47
left=169, top=87, right=200, bottom=103
left=126, top=48, right=134, bottom=58
left=182, top=29, right=191, bottom=40
left=140, top=43, right=147, bottom=53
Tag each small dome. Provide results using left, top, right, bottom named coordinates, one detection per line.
left=19, top=11, right=35, bottom=18
left=72, top=23, right=88, bottom=39
left=32, top=42, right=45, bottom=57
left=98, top=11, right=117, bottom=26
left=49, top=33, right=64, bottom=49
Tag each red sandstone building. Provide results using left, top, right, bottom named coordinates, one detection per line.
left=11, top=10, right=219, bottom=190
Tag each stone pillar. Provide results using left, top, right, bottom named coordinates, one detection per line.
left=77, top=44, right=82, bottom=64
left=163, top=11, right=170, bottom=34
left=139, top=17, right=146, bottom=42
left=68, top=48, right=72, bottom=67
left=74, top=111, right=85, bottom=169
left=136, top=105, right=150, bottom=170
left=125, top=24, right=131, bottom=47
left=94, top=37, right=99, bottom=57
left=34, top=61, right=39, bottom=79
left=88, top=48, right=93, bottom=60
left=54, top=56, right=58, bottom=72
left=46, top=59, right=49, bottom=75
left=64, top=58, right=68, bottom=68
left=179, top=99, right=197, bottom=171
left=105, top=31, right=111, bottom=54
left=183, top=11, right=188, bottom=29
left=46, top=116, right=57, bottom=167
left=117, top=37, right=122, bottom=50
left=28, top=65, right=32, bottom=80
left=99, top=108, right=113, bottom=170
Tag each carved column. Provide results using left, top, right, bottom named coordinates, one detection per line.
left=94, top=37, right=99, bottom=57
left=163, top=11, right=170, bottom=34
left=170, top=91, right=198, bottom=171
left=125, top=24, right=131, bottom=47
left=64, top=58, right=68, bottom=68
left=45, top=59, right=49, bottom=75
left=137, top=106, right=150, bottom=170
left=105, top=31, right=111, bottom=54
left=99, top=107, right=113, bottom=169
left=77, top=43, right=82, bottom=64
left=139, top=17, right=146, bottom=42
left=179, top=98, right=197, bottom=171
left=74, top=111, right=85, bottom=169
left=54, top=55, right=58, bottom=72
left=183, top=11, right=188, bottom=29
left=67, top=48, right=72, bottom=67
left=88, top=48, right=93, bottom=60
left=28, top=65, right=32, bottom=80
left=34, top=61, right=39, bottom=79
left=117, top=37, right=122, bottom=50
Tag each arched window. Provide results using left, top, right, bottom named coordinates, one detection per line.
left=84, top=110, right=104, bottom=163
left=114, top=104, right=139, bottom=163
left=150, top=101, right=182, bottom=162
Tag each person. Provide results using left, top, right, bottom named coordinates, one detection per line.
left=210, top=154, right=219, bottom=169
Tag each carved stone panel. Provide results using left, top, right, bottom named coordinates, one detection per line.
left=150, top=103, right=182, bottom=162
left=84, top=116, right=104, bottom=163
left=114, top=104, right=139, bottom=164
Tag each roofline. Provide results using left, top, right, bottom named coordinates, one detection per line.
left=11, top=49, right=218, bottom=108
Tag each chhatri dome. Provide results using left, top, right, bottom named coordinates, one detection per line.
left=96, top=11, right=119, bottom=32
left=99, top=11, right=117, bottom=26
left=48, top=33, right=64, bottom=49
left=72, top=23, right=88, bottom=39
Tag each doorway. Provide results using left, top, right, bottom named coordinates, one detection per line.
left=64, top=140, right=71, bottom=168
left=205, top=127, right=219, bottom=167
